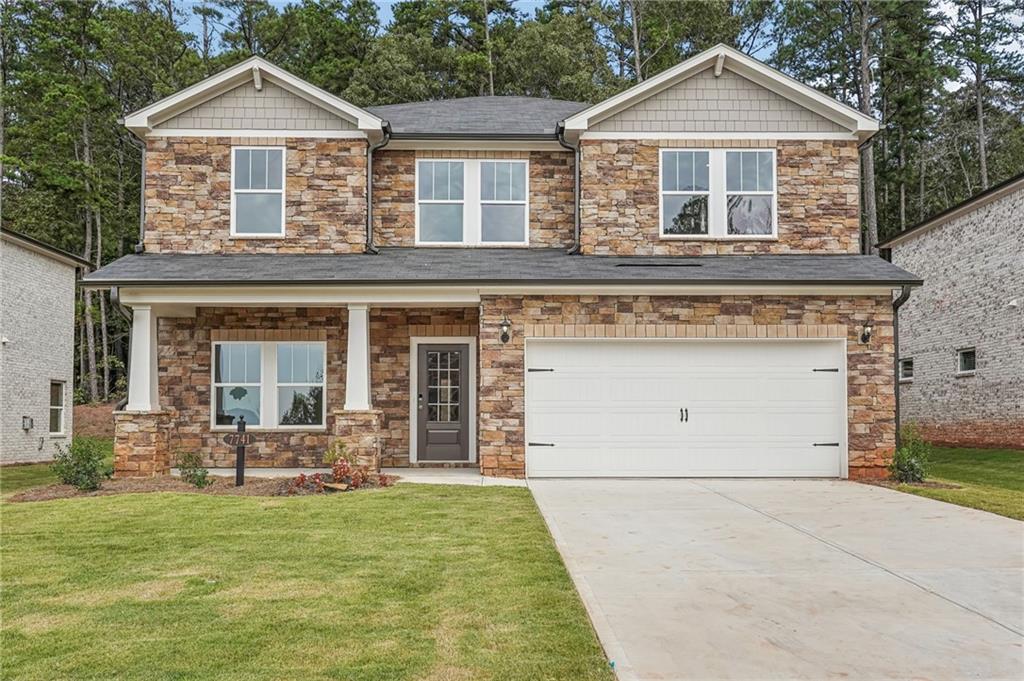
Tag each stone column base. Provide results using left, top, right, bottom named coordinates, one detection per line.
left=331, top=410, right=384, bottom=471
left=113, top=410, right=174, bottom=477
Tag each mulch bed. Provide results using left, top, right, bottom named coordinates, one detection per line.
left=862, top=479, right=961, bottom=490
left=7, top=474, right=395, bottom=503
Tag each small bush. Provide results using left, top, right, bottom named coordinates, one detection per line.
left=889, top=424, right=932, bottom=483
left=52, top=438, right=109, bottom=491
left=175, top=450, right=212, bottom=488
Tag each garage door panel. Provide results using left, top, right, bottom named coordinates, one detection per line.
left=525, top=340, right=846, bottom=478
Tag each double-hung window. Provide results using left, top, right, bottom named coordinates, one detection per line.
left=232, top=147, right=285, bottom=236
left=416, top=159, right=529, bottom=245
left=660, top=148, right=776, bottom=239
left=49, top=381, right=65, bottom=435
left=213, top=341, right=326, bottom=429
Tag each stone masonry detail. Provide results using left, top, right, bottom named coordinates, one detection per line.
left=891, top=185, right=1023, bottom=448
left=579, top=139, right=860, bottom=255
left=478, top=295, right=895, bottom=479
left=144, top=136, right=367, bottom=253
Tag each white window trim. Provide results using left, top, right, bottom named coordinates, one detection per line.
left=415, top=159, right=530, bottom=246
left=230, top=146, right=287, bottom=238
left=898, top=358, right=914, bottom=383
left=956, top=347, right=976, bottom=376
left=211, top=340, right=327, bottom=431
left=49, top=380, right=65, bottom=436
left=408, top=336, right=477, bottom=464
left=659, top=148, right=777, bottom=241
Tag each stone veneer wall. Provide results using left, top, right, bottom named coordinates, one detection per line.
left=113, top=411, right=173, bottom=477
left=372, top=149, right=574, bottom=248
left=579, top=139, right=860, bottom=255
left=144, top=136, right=367, bottom=253
left=148, top=306, right=478, bottom=469
left=478, top=295, right=895, bottom=479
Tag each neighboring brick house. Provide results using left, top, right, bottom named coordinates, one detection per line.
left=880, top=173, right=1023, bottom=448
left=1, top=228, right=89, bottom=463
left=84, top=45, right=920, bottom=480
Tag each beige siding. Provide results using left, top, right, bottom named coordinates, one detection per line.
left=591, top=67, right=847, bottom=134
left=154, top=80, right=356, bottom=131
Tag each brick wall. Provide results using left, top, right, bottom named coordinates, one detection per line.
left=891, top=185, right=1023, bottom=448
left=0, top=240, right=77, bottom=463
left=371, top=149, right=574, bottom=248
left=579, top=139, right=860, bottom=255
left=144, top=136, right=367, bottom=253
left=478, top=294, right=895, bottom=479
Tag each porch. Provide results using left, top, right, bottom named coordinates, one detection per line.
left=114, top=295, right=488, bottom=478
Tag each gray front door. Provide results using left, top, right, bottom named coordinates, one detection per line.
left=416, top=344, right=470, bottom=461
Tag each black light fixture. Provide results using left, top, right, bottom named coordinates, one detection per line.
left=499, top=315, right=512, bottom=344
left=859, top=324, right=873, bottom=345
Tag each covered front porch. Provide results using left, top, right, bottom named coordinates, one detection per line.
left=114, top=285, right=487, bottom=478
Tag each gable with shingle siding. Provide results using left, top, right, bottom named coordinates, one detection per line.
left=154, top=80, right=356, bottom=131
left=591, top=67, right=847, bottom=134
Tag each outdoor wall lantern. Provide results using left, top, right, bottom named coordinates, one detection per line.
left=499, top=315, right=512, bottom=344
left=859, top=324, right=873, bottom=345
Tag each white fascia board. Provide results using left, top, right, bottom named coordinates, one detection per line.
left=115, top=283, right=897, bottom=306
left=124, top=56, right=383, bottom=136
left=388, top=139, right=567, bottom=152
left=580, top=131, right=859, bottom=141
left=562, top=44, right=878, bottom=138
left=148, top=129, right=369, bottom=139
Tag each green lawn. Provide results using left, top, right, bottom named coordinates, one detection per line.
left=1, top=485, right=612, bottom=680
left=0, top=437, right=113, bottom=497
left=896, top=446, right=1024, bottom=520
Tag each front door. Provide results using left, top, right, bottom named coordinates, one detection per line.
left=416, top=344, right=470, bottom=461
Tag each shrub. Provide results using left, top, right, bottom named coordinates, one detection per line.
left=51, top=438, right=109, bottom=491
left=889, top=424, right=932, bottom=483
left=175, top=450, right=212, bottom=488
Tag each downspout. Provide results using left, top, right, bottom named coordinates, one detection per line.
left=110, top=286, right=132, bottom=410
left=892, top=284, right=913, bottom=450
left=365, top=121, right=392, bottom=254
left=556, top=122, right=581, bottom=255
left=119, top=123, right=147, bottom=253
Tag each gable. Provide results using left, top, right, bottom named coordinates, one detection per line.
left=153, top=80, right=356, bottom=131
left=591, top=67, right=847, bottom=134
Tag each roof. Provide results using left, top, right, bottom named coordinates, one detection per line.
left=123, top=56, right=382, bottom=135
left=562, top=44, right=879, bottom=141
left=879, top=171, right=1024, bottom=249
left=1, top=227, right=92, bottom=268
left=368, top=97, right=588, bottom=138
left=82, top=250, right=919, bottom=288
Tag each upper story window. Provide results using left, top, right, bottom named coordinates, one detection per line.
left=416, top=159, right=529, bottom=246
left=232, top=147, right=285, bottom=237
left=660, top=149, right=776, bottom=239
left=956, top=347, right=976, bottom=375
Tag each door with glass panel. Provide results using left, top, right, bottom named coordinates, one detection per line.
left=416, top=344, right=470, bottom=461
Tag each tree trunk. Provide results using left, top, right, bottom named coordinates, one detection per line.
left=918, top=154, right=925, bottom=222
left=629, top=0, right=643, bottom=82
left=483, top=0, right=494, bottom=96
left=95, top=211, right=110, bottom=401
left=857, top=0, right=878, bottom=254
left=972, top=1, right=988, bottom=190
left=899, top=129, right=906, bottom=230
left=81, top=120, right=99, bottom=403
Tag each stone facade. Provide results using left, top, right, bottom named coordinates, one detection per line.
left=0, top=238, right=78, bottom=463
left=371, top=149, right=574, bottom=248
left=144, top=136, right=367, bottom=253
left=890, top=183, right=1023, bottom=448
left=579, top=139, right=860, bottom=255
left=478, top=295, right=895, bottom=479
left=113, top=411, right=173, bottom=477
left=332, top=410, right=384, bottom=470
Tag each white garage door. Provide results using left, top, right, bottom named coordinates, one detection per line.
left=525, top=339, right=847, bottom=478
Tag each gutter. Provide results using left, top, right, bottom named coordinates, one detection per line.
left=365, top=121, right=392, bottom=255
left=891, top=284, right=913, bottom=450
left=387, top=132, right=558, bottom=141
left=556, top=122, right=581, bottom=255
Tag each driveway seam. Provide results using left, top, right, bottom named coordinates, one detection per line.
left=692, top=481, right=1024, bottom=638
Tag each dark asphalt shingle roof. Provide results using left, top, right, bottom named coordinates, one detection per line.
left=83, top=249, right=920, bottom=287
left=367, top=97, right=589, bottom=137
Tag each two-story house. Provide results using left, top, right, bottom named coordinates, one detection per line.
left=84, top=44, right=919, bottom=480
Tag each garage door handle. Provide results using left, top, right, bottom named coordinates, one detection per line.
left=528, top=442, right=556, bottom=447
left=813, top=442, right=840, bottom=447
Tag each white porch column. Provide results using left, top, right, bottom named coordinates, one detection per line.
left=344, top=304, right=372, bottom=410
left=126, top=304, right=160, bottom=412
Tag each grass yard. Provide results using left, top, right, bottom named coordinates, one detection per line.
left=1, top=484, right=613, bottom=681
left=0, top=437, right=113, bottom=497
left=896, top=446, right=1024, bottom=520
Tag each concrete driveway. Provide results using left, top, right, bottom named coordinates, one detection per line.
left=531, top=479, right=1024, bottom=680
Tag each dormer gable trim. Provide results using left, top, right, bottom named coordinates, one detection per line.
left=562, top=44, right=878, bottom=142
left=123, top=56, right=383, bottom=136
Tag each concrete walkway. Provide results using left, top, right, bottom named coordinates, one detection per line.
left=531, top=479, right=1024, bottom=681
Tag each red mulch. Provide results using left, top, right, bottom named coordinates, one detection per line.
left=73, top=402, right=118, bottom=438
left=6, top=474, right=394, bottom=503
